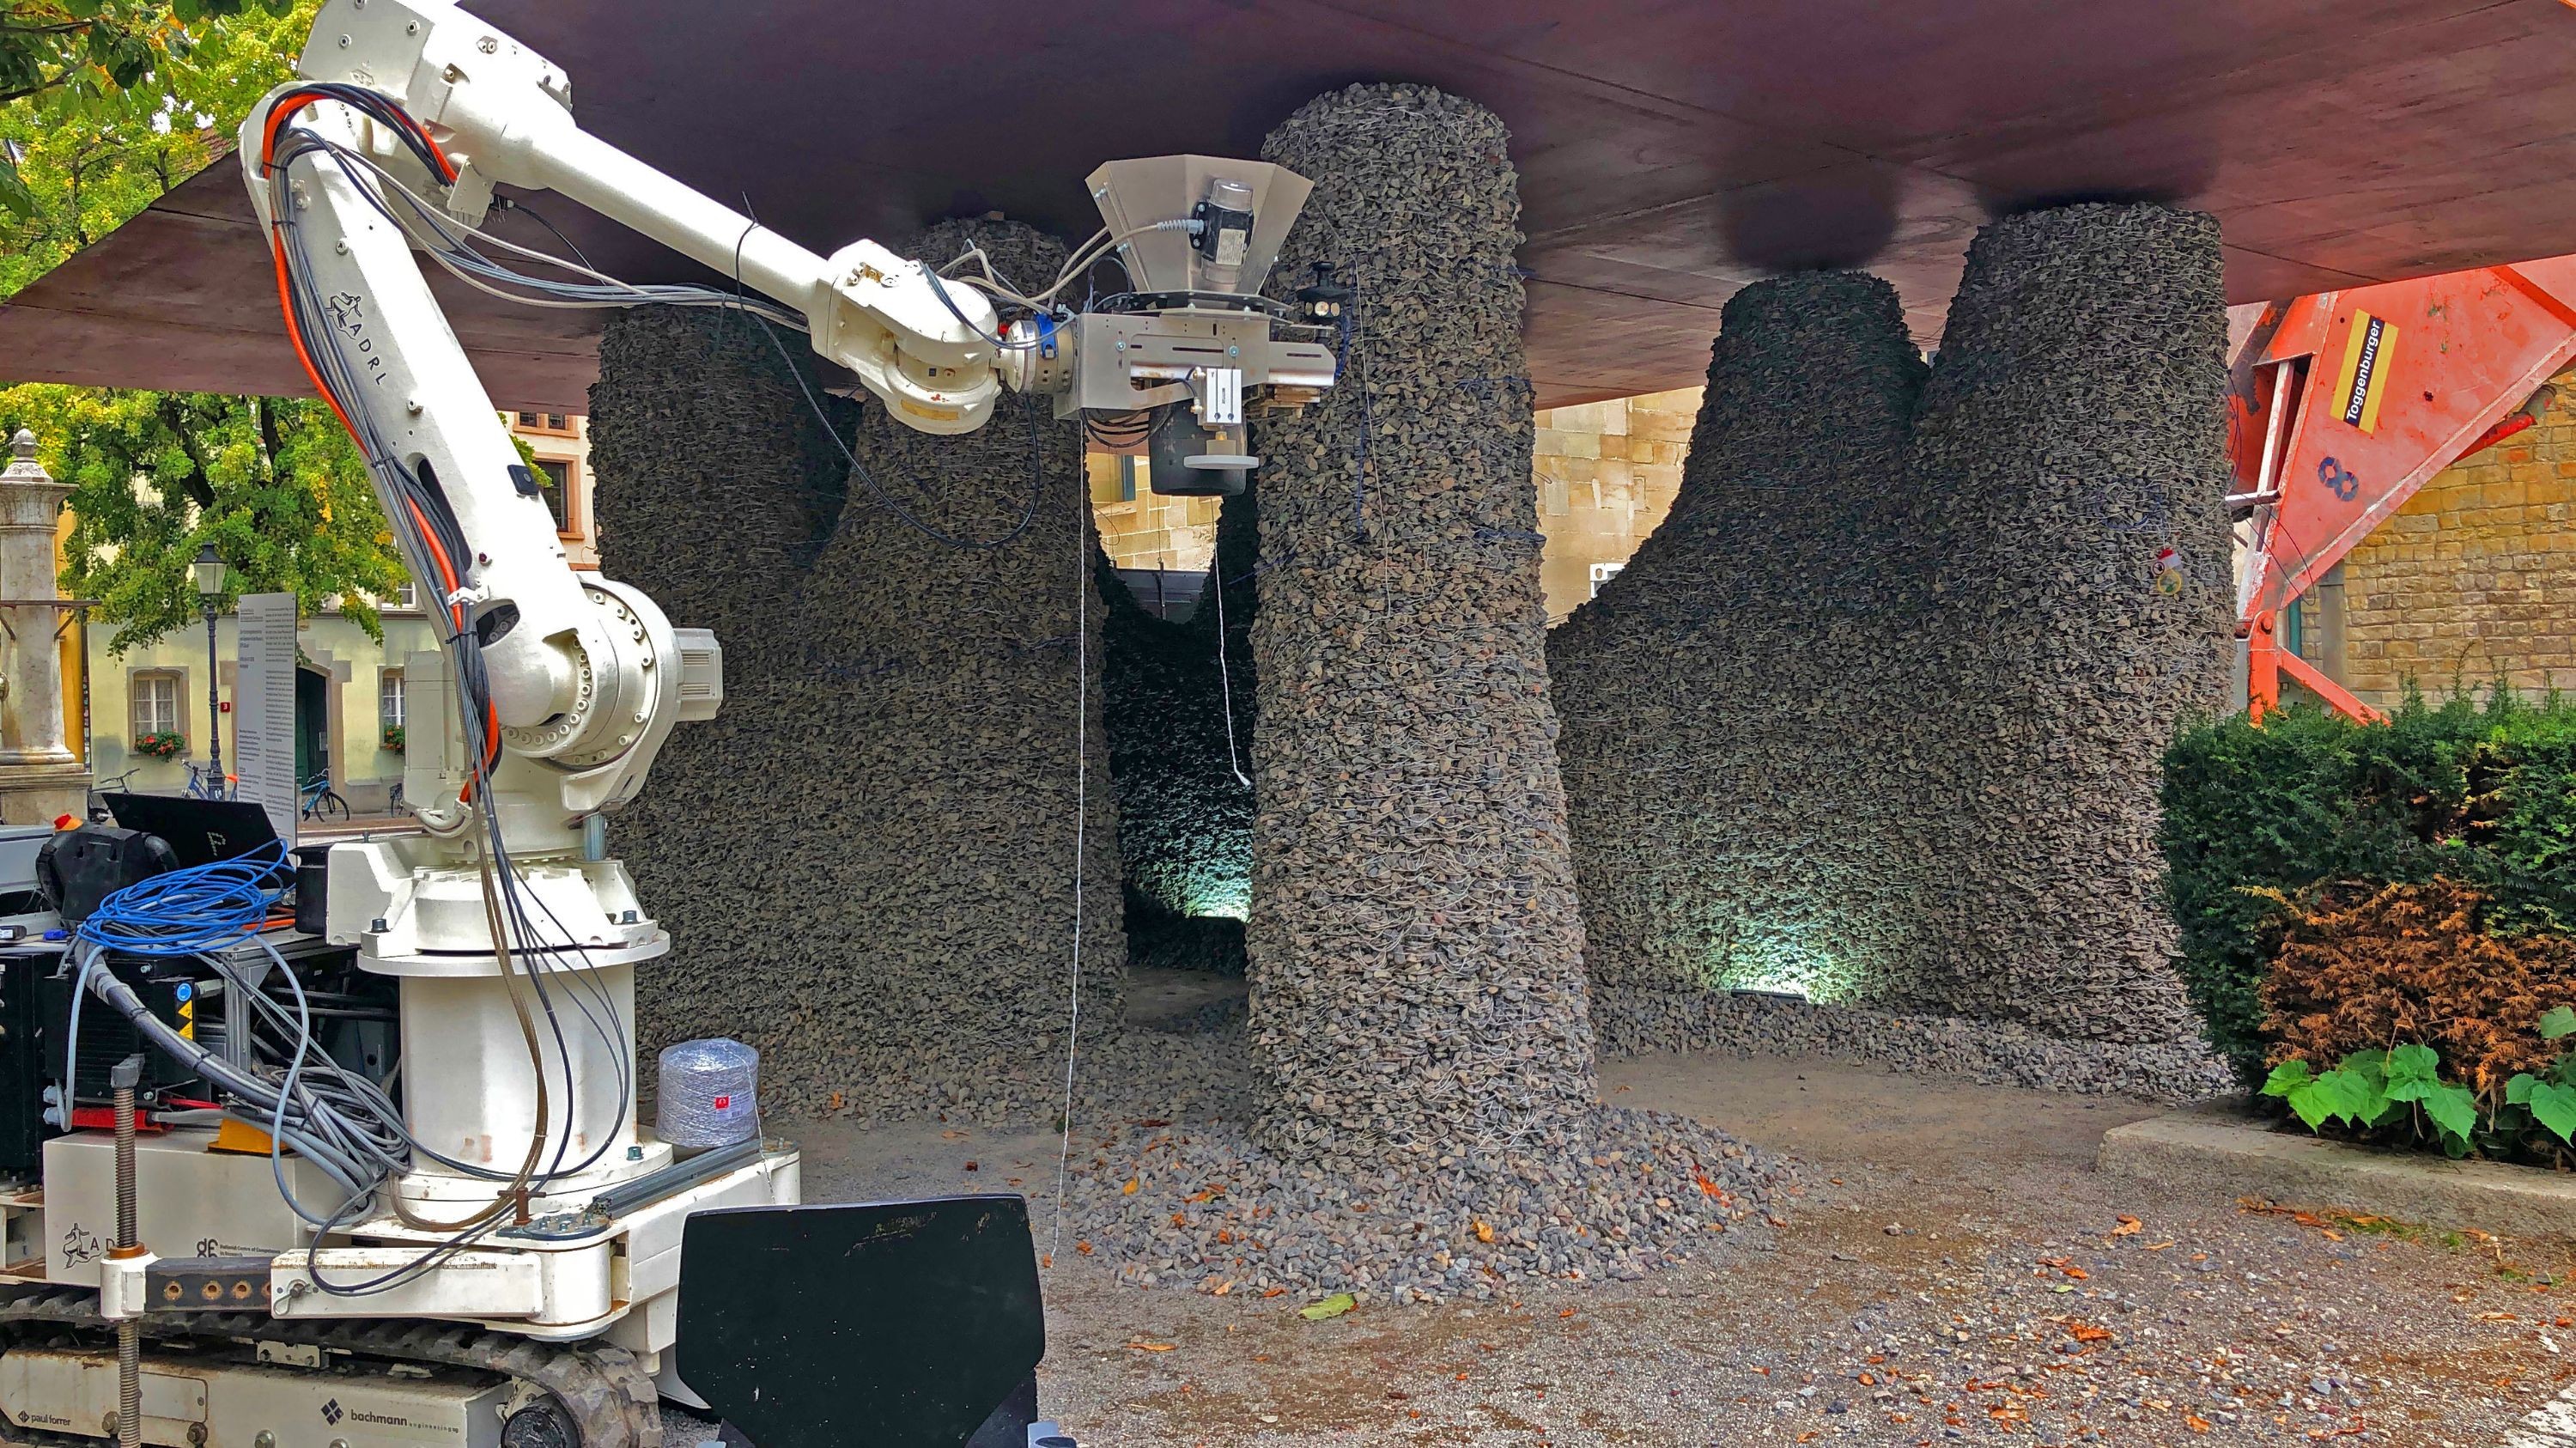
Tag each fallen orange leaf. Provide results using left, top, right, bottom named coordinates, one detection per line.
left=1473, top=1220, right=1495, bottom=1244
left=1558, top=1308, right=1577, bottom=1318
left=2068, top=1323, right=2111, bottom=1344
left=2185, top=1413, right=2210, bottom=1433
left=1261, top=1287, right=1287, bottom=1299
left=1076, top=1241, right=1093, bottom=1256
left=1122, top=1178, right=1140, bottom=1196
left=1125, top=1342, right=1177, bottom=1353
left=2111, top=1215, right=2142, bottom=1238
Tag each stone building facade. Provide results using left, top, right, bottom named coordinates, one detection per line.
left=2304, top=376, right=2576, bottom=703
left=1531, top=390, right=1694, bottom=622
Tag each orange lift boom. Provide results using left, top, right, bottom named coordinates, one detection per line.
left=2227, top=255, right=2576, bottom=723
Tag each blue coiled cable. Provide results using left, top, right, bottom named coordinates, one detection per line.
left=73, top=837, right=292, bottom=957
left=59, top=839, right=292, bottom=1132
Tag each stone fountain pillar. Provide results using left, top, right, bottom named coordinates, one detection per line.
left=0, top=429, right=87, bottom=825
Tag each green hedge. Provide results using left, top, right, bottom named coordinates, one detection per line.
left=2161, top=690, right=2576, bottom=1082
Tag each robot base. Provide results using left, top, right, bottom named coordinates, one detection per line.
left=18, top=1126, right=795, bottom=1445
left=0, top=1287, right=663, bottom=1447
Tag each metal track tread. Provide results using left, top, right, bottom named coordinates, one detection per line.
left=0, top=1286, right=663, bottom=1448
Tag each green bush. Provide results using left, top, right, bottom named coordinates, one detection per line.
left=2161, top=689, right=2576, bottom=1082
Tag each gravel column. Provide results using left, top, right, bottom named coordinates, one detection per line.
left=1246, top=83, right=1598, bottom=1167
left=1897, top=202, right=2234, bottom=1040
left=1552, top=271, right=1927, bottom=1004
left=793, top=216, right=1126, bottom=1078
left=590, top=218, right=1124, bottom=1116
left=590, top=306, right=853, bottom=1086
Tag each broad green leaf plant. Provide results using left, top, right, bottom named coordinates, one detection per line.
left=2266, top=1008, right=2576, bottom=1162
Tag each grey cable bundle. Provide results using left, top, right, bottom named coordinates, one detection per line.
left=656, top=1037, right=760, bottom=1148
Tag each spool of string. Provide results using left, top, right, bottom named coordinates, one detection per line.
left=655, top=1037, right=759, bottom=1149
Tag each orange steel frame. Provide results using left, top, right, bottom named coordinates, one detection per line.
left=2227, top=256, right=2576, bottom=724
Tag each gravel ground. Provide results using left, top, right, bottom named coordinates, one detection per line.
left=761, top=973, right=2576, bottom=1447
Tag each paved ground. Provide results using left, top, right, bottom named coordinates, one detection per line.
left=782, top=977, right=2576, bottom=1448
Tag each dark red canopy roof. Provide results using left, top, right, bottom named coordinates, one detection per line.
left=5, top=0, right=2573, bottom=411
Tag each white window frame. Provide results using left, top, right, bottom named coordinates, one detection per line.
left=379, top=668, right=406, bottom=730
left=131, top=670, right=183, bottom=741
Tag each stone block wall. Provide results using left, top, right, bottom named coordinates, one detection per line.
left=1532, top=388, right=1696, bottom=621
left=590, top=216, right=1123, bottom=1117
left=1245, top=82, right=1598, bottom=1166
left=2339, top=376, right=2576, bottom=703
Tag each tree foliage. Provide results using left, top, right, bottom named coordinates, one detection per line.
left=0, top=0, right=297, bottom=222
left=1, top=0, right=409, bottom=652
left=1, top=384, right=404, bottom=650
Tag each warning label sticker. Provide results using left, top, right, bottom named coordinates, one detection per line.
left=2335, top=309, right=2399, bottom=434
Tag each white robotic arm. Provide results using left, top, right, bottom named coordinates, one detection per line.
left=242, top=0, right=1334, bottom=970
left=277, top=0, right=1004, bottom=432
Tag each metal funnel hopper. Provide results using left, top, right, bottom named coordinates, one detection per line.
left=1083, top=156, right=1312, bottom=298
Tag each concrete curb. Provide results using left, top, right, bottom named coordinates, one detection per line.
left=2099, top=1103, right=2576, bottom=1240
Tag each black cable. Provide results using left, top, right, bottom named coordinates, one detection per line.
left=498, top=197, right=596, bottom=272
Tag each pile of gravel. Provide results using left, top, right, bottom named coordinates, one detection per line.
left=589, top=218, right=1126, bottom=1117
left=1895, top=203, right=2236, bottom=1040
left=1121, top=902, right=1248, bottom=977
left=1595, top=984, right=2233, bottom=1102
left=1097, top=487, right=1261, bottom=940
left=1552, top=271, right=1928, bottom=1005
left=1056, top=1019, right=1794, bottom=1303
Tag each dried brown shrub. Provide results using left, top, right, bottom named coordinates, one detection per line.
left=2259, top=879, right=2576, bottom=1099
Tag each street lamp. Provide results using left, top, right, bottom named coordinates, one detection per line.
left=192, top=542, right=226, bottom=795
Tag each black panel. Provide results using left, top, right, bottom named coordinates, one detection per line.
left=676, top=1196, right=1047, bottom=1448
left=0, top=956, right=54, bottom=1176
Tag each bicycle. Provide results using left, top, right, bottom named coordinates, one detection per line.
left=299, top=769, right=349, bottom=822
left=85, top=768, right=144, bottom=821
left=182, top=760, right=234, bottom=801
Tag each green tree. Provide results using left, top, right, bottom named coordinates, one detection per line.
left=0, top=0, right=296, bottom=219
left=0, top=384, right=404, bottom=651
left=1, top=0, right=410, bottom=652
